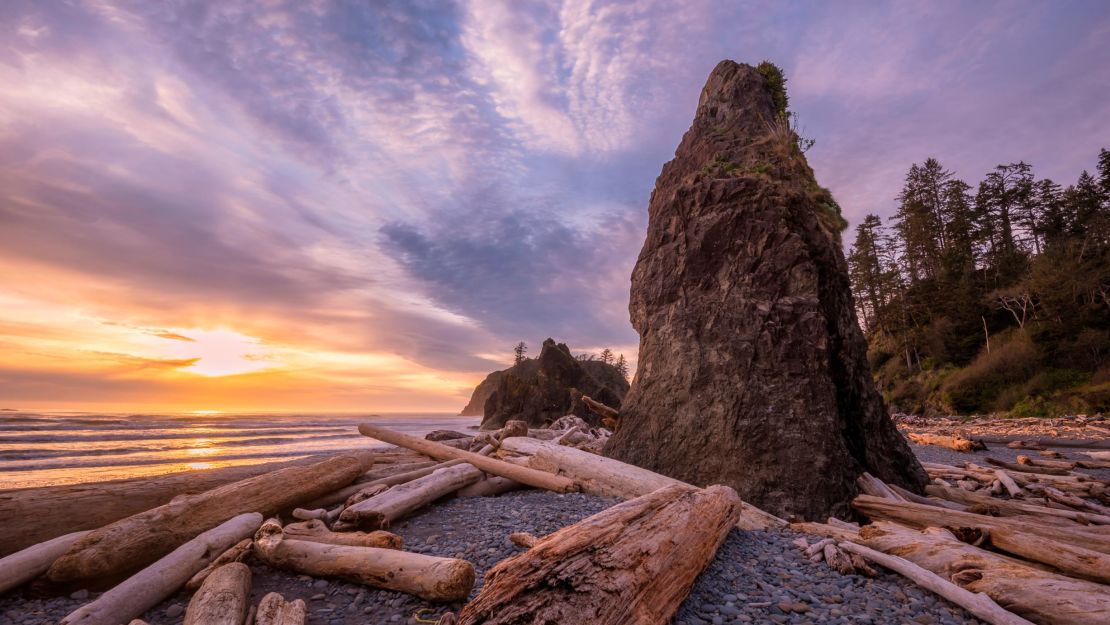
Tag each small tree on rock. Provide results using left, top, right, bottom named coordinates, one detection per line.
left=599, top=348, right=614, bottom=365
left=513, top=342, right=527, bottom=365
left=615, top=354, right=629, bottom=380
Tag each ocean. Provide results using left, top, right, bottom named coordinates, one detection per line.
left=0, top=410, right=479, bottom=490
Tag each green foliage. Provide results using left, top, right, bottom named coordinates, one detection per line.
left=941, top=330, right=1038, bottom=413
left=756, top=61, right=789, bottom=119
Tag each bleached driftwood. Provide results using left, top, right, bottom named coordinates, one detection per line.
left=457, top=485, right=740, bottom=625
left=0, top=530, right=89, bottom=595
left=837, top=541, right=1034, bottom=625
left=253, top=518, right=473, bottom=602
left=282, top=520, right=402, bottom=549
left=508, top=532, right=538, bottom=548
left=184, top=562, right=251, bottom=625
left=339, top=463, right=484, bottom=530
left=185, top=538, right=252, bottom=591
left=358, top=423, right=576, bottom=492
left=497, top=436, right=786, bottom=530
left=925, top=484, right=1110, bottom=526
left=858, top=521, right=1110, bottom=624
left=47, top=455, right=367, bottom=588
left=907, top=433, right=985, bottom=452
left=254, top=592, right=305, bottom=625
left=457, top=476, right=524, bottom=498
left=60, top=513, right=262, bottom=625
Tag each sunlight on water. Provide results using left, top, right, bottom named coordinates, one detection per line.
left=0, top=411, right=479, bottom=489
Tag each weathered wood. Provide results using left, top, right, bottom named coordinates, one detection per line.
left=60, top=513, right=262, bottom=625
left=993, top=470, right=1023, bottom=498
left=581, top=394, right=619, bottom=420
left=837, top=542, right=1034, bottom=625
left=857, top=472, right=908, bottom=501
left=907, top=433, right=985, bottom=452
left=0, top=451, right=379, bottom=557
left=358, top=424, right=576, bottom=493
left=185, top=538, right=252, bottom=591
left=853, top=495, right=1110, bottom=554
left=457, top=484, right=740, bottom=625
left=925, top=484, right=1110, bottom=526
left=253, top=519, right=473, bottom=602
left=184, top=562, right=251, bottom=625
left=254, top=592, right=305, bottom=625
left=457, top=475, right=524, bottom=498
left=0, top=531, right=90, bottom=595
left=497, top=436, right=787, bottom=529
left=46, top=455, right=369, bottom=588
left=339, top=463, right=484, bottom=530
left=986, top=525, right=1110, bottom=584
left=823, top=543, right=854, bottom=575
left=790, top=522, right=861, bottom=543
left=508, top=532, right=537, bottom=548
left=1017, top=455, right=1078, bottom=471
left=308, top=461, right=464, bottom=510
left=858, top=521, right=1110, bottom=625
left=282, top=520, right=402, bottom=549
left=986, top=457, right=1073, bottom=476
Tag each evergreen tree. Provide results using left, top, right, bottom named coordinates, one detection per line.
left=615, top=354, right=629, bottom=380
left=848, top=214, right=890, bottom=329
left=513, top=341, right=527, bottom=365
left=599, top=348, right=614, bottom=365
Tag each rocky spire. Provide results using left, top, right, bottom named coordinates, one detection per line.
left=604, top=60, right=927, bottom=520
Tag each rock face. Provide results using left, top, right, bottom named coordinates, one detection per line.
left=460, top=371, right=503, bottom=416
left=604, top=60, right=928, bottom=520
left=480, top=339, right=628, bottom=430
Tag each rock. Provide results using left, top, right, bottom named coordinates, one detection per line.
left=68, top=590, right=88, bottom=600
left=459, top=370, right=504, bottom=416
left=604, top=60, right=927, bottom=520
left=479, top=338, right=628, bottom=429
left=165, top=603, right=184, bottom=618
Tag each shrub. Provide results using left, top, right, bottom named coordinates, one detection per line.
left=941, top=329, right=1039, bottom=413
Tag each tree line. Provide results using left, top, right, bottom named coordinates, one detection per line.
left=512, top=341, right=629, bottom=380
left=847, top=149, right=1110, bottom=416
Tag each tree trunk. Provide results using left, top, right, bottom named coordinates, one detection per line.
left=0, top=531, right=89, bottom=595
left=338, top=463, right=484, bottom=530
left=457, top=484, right=740, bottom=625
left=185, top=538, right=252, bottom=591
left=457, top=476, right=524, bottom=498
left=602, top=61, right=927, bottom=521
left=357, top=423, right=575, bottom=492
left=498, top=436, right=785, bottom=529
left=0, top=451, right=378, bottom=557
left=254, top=593, right=305, bottom=625
left=60, top=514, right=262, bottom=625
left=253, top=519, right=473, bottom=602
left=46, top=455, right=369, bottom=589
left=184, top=562, right=251, bottom=625
left=282, top=520, right=402, bottom=549
left=858, top=521, right=1110, bottom=625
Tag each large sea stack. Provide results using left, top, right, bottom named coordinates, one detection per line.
left=604, top=60, right=927, bottom=520
left=480, top=339, right=628, bottom=430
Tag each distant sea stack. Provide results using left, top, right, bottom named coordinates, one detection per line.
left=604, top=60, right=927, bottom=520
left=459, top=371, right=503, bottom=416
left=478, top=339, right=628, bottom=430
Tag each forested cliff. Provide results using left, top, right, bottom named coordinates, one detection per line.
left=848, top=149, right=1110, bottom=416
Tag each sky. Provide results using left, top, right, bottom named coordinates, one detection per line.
left=1, top=0, right=1107, bottom=413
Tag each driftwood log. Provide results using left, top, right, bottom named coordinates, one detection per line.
left=185, top=538, right=252, bottom=591
left=184, top=562, right=251, bottom=625
left=282, top=520, right=402, bottom=549
left=253, top=518, right=473, bottom=602
left=46, top=454, right=368, bottom=588
left=858, top=521, right=1110, bottom=624
left=0, top=451, right=378, bottom=557
left=907, top=433, right=986, bottom=452
left=457, top=476, right=523, bottom=498
left=254, top=592, right=306, bottom=625
left=0, top=530, right=89, bottom=595
left=925, top=485, right=1110, bottom=526
left=60, top=513, right=262, bottom=625
left=458, top=484, right=740, bottom=625
left=497, top=436, right=786, bottom=529
left=338, top=463, right=484, bottom=530
left=357, top=423, right=576, bottom=492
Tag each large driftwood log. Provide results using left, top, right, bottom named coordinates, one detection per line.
left=184, top=562, right=251, bottom=625
left=60, top=513, right=262, bottom=625
left=458, top=485, right=740, bottom=625
left=986, top=457, right=1072, bottom=476
left=925, top=484, right=1110, bottom=525
left=185, top=538, right=252, bottom=591
left=498, top=436, right=786, bottom=529
left=254, top=593, right=306, bottom=625
left=0, top=451, right=378, bottom=557
left=457, top=476, right=523, bottom=498
left=283, top=520, right=402, bottom=549
left=859, top=521, right=1110, bottom=625
left=358, top=423, right=576, bottom=492
left=853, top=495, right=1110, bottom=555
left=310, top=459, right=469, bottom=509
left=838, top=541, right=1034, bottom=625
left=0, top=530, right=90, bottom=595
left=253, top=519, right=473, bottom=602
left=907, top=433, right=986, bottom=452
left=339, top=463, right=484, bottom=530
left=47, top=455, right=369, bottom=589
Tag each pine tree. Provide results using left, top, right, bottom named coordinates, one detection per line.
left=848, top=214, right=890, bottom=329
left=615, top=354, right=629, bottom=380
left=513, top=341, right=527, bottom=365
left=599, top=348, right=614, bottom=365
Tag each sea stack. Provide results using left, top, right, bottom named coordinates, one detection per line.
left=604, top=60, right=927, bottom=520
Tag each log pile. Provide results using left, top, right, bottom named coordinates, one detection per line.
left=896, top=413, right=1110, bottom=450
